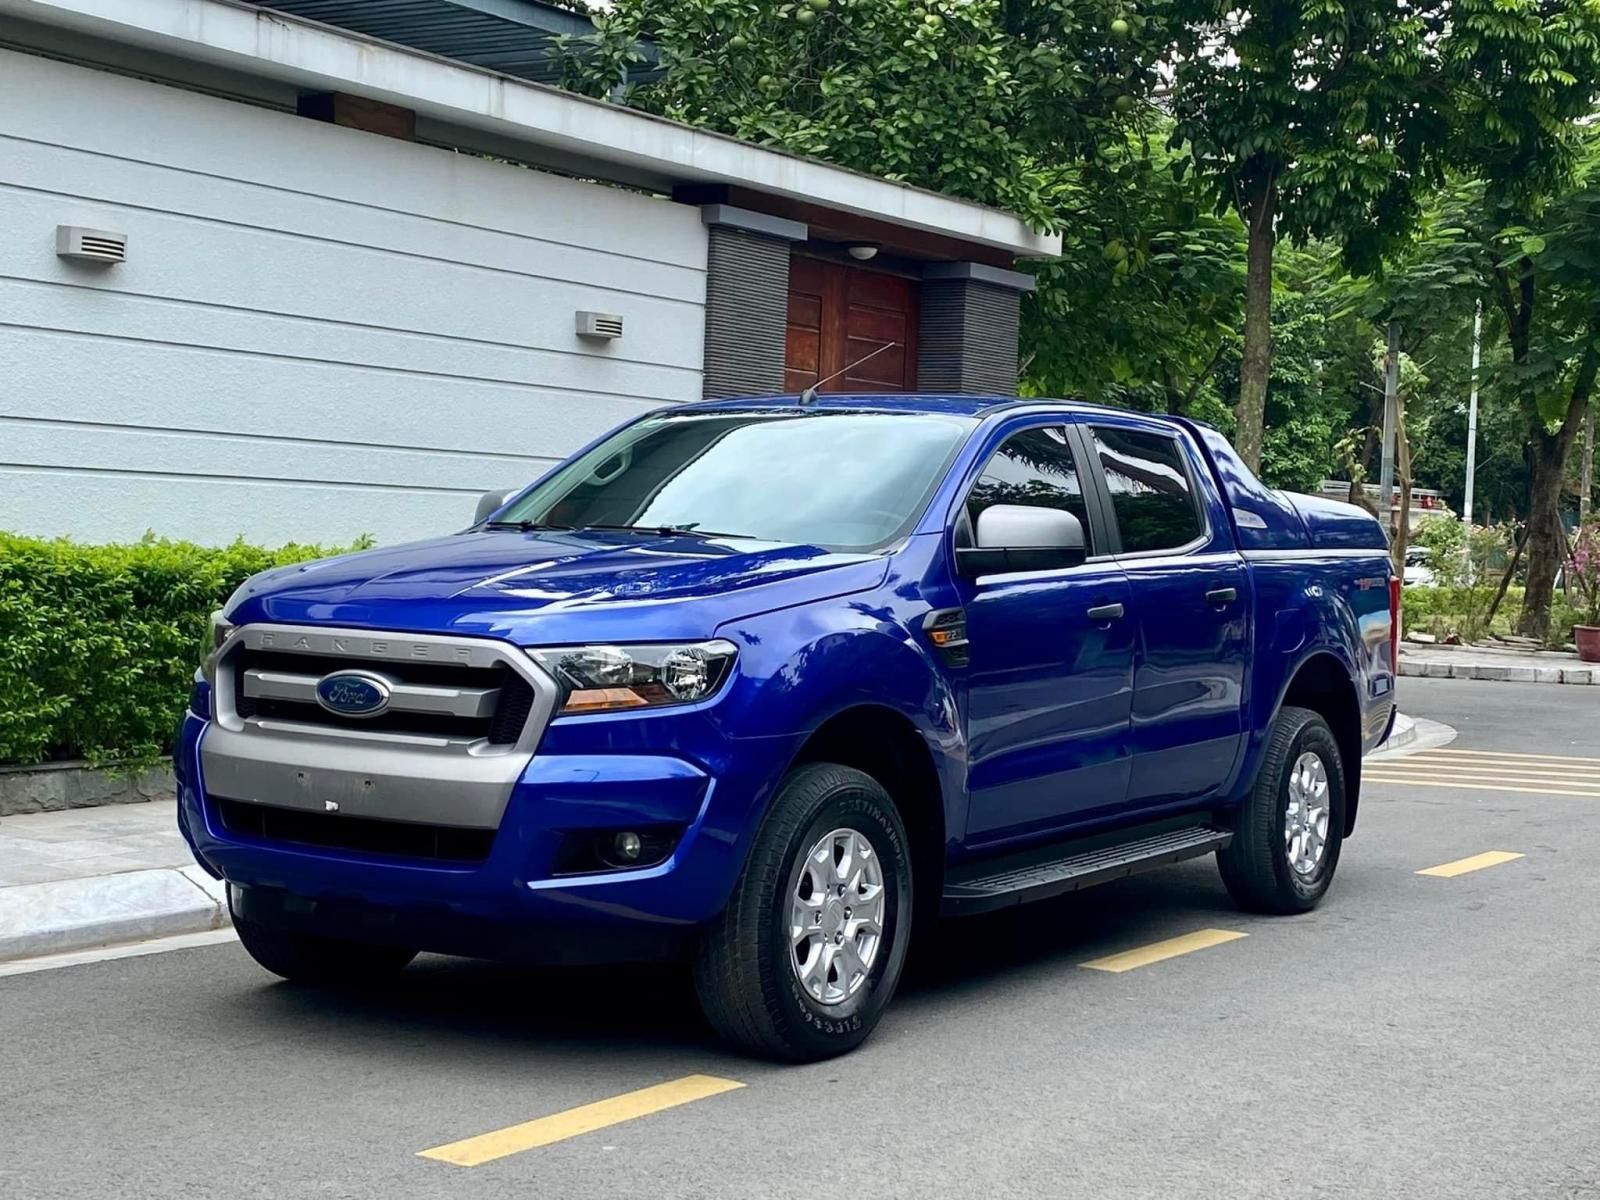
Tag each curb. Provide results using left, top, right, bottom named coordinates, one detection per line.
left=1377, top=712, right=1417, bottom=752
left=1369, top=714, right=1455, bottom=762
left=0, top=865, right=230, bottom=964
left=1398, top=659, right=1598, bottom=685
left=0, top=759, right=176, bottom=819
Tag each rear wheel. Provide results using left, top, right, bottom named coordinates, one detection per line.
left=693, top=763, right=912, bottom=1062
left=231, top=891, right=417, bottom=984
left=1218, top=705, right=1346, bottom=914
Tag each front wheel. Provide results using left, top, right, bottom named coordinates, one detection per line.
left=1217, top=705, right=1346, bottom=914
left=693, top=763, right=913, bottom=1062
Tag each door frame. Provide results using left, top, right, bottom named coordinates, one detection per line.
left=946, top=414, right=1136, bottom=846
left=940, top=416, right=1118, bottom=566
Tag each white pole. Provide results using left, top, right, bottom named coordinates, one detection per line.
left=1379, top=321, right=1400, bottom=529
left=1463, top=300, right=1482, bottom=533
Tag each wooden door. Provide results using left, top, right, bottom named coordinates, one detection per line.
left=785, top=257, right=919, bottom=393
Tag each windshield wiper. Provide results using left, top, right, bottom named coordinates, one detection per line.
left=579, top=523, right=756, bottom=540
left=482, top=520, right=575, bottom=532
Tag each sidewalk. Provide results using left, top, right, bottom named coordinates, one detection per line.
left=1398, top=642, right=1598, bottom=684
left=0, top=800, right=228, bottom=963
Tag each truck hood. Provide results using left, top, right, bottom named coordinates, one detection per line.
left=226, top=529, right=890, bottom=644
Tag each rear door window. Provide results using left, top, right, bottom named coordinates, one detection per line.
left=1091, top=427, right=1204, bottom=555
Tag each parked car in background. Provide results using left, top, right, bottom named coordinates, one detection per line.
left=1404, top=547, right=1438, bottom=587
left=175, top=395, right=1398, bottom=1061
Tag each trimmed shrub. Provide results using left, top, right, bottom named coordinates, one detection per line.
left=1400, top=584, right=1523, bottom=643
left=0, top=533, right=369, bottom=768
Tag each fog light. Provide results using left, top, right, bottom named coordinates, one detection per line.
left=552, top=824, right=685, bottom=874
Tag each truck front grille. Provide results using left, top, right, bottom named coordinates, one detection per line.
left=216, top=797, right=494, bottom=864
left=220, top=639, right=539, bottom=748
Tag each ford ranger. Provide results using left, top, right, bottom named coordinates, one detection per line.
left=175, top=394, right=1398, bottom=1061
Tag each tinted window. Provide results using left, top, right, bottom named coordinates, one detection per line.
left=1093, top=427, right=1203, bottom=554
left=496, top=411, right=972, bottom=551
left=966, top=426, right=1091, bottom=546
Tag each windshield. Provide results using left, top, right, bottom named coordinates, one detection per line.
left=493, top=410, right=974, bottom=550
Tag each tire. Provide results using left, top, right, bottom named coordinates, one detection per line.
left=1217, top=705, right=1346, bottom=915
left=231, top=893, right=417, bottom=984
left=693, top=763, right=913, bottom=1062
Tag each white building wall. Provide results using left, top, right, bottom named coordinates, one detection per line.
left=0, top=48, right=708, bottom=546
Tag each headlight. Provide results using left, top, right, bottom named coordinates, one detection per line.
left=530, top=641, right=737, bottom=714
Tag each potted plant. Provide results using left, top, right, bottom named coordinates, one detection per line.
left=1571, top=518, right=1600, bottom=662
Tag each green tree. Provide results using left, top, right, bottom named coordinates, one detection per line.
left=1159, top=0, right=1600, bottom=473
left=556, top=0, right=1122, bottom=226
left=1020, top=127, right=1245, bottom=420
left=1358, top=130, right=1600, bottom=637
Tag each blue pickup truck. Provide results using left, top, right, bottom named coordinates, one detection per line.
left=176, top=394, right=1397, bottom=1061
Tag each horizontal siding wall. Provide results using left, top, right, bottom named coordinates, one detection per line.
left=0, top=48, right=707, bottom=546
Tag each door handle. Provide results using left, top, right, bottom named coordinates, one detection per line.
left=1206, top=587, right=1238, bottom=607
left=1086, top=602, right=1125, bottom=622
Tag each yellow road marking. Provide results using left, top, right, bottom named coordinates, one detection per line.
left=1417, top=851, right=1524, bottom=878
left=1413, top=748, right=1600, bottom=767
left=1080, top=928, right=1247, bottom=973
left=1368, top=768, right=1600, bottom=790
left=1372, top=762, right=1598, bottom=782
left=417, top=1075, right=745, bottom=1167
left=1363, top=775, right=1600, bottom=799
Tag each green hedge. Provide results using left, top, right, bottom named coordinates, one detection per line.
left=1401, top=583, right=1585, bottom=646
left=0, top=533, right=369, bottom=768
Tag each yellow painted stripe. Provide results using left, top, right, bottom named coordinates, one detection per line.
left=1363, top=775, right=1600, bottom=799
left=418, top=1075, right=745, bottom=1167
left=1417, top=851, right=1524, bottom=878
left=1415, top=748, right=1600, bottom=767
left=1080, top=928, right=1247, bottom=973
left=1373, top=762, right=1599, bottom=782
left=1368, top=769, right=1600, bottom=790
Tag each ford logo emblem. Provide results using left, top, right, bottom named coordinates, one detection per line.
left=314, top=671, right=392, bottom=718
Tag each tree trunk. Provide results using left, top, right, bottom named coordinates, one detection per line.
left=1235, top=176, right=1277, bottom=473
left=1345, top=392, right=1382, bottom=517
left=1582, top=405, right=1595, bottom=525
left=1521, top=438, right=1566, bottom=639
left=1518, top=344, right=1598, bottom=639
left=1487, top=527, right=1527, bottom=627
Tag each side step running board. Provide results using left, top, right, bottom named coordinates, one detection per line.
left=941, top=824, right=1232, bottom=917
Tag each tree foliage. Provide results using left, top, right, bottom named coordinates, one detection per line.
left=555, top=0, right=1600, bottom=638
left=1021, top=126, right=1244, bottom=419
left=1354, top=127, right=1600, bottom=634
left=1155, top=0, right=1600, bottom=471
left=559, top=0, right=1131, bottom=226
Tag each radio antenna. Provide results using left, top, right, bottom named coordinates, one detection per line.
left=798, top=341, right=900, bottom=406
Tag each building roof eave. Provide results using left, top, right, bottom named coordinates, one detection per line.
left=0, top=0, right=1061, bottom=259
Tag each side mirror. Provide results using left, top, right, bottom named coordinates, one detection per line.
left=957, top=504, right=1088, bottom=577
left=473, top=487, right=521, bottom=525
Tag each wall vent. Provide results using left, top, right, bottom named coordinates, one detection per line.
left=575, top=310, right=624, bottom=341
left=56, top=226, right=127, bottom=264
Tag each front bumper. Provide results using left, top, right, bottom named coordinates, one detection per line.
left=175, top=703, right=795, bottom=964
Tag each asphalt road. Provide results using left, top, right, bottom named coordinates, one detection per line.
left=4, top=678, right=1599, bottom=1200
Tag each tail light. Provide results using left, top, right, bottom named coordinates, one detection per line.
left=1389, top=576, right=1402, bottom=672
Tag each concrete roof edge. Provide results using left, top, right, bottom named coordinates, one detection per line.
left=0, top=0, right=1063, bottom=260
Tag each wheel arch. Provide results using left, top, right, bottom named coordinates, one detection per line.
left=788, top=703, right=948, bottom=924
left=1278, top=651, right=1363, bottom=835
